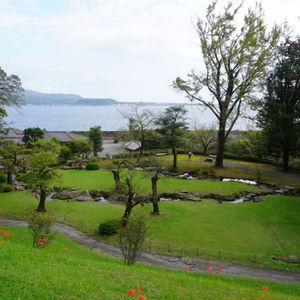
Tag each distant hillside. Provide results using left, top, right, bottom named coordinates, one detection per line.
left=24, top=90, right=118, bottom=105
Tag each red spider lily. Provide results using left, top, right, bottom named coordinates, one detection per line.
left=0, top=229, right=2, bottom=235
left=183, top=266, right=191, bottom=271
left=139, top=296, right=147, bottom=300
left=218, top=268, right=224, bottom=273
left=261, top=286, right=269, bottom=291
left=207, top=265, right=214, bottom=272
left=127, top=288, right=136, bottom=296
left=138, top=288, right=143, bottom=293
left=259, top=293, right=267, bottom=298
left=4, top=230, right=10, bottom=237
left=38, top=238, right=46, bottom=247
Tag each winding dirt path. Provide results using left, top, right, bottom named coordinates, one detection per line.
left=1, top=217, right=300, bottom=284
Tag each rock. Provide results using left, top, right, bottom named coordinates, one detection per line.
left=52, top=190, right=79, bottom=200
left=204, top=158, right=214, bottom=163
left=134, top=167, right=144, bottom=171
left=75, top=190, right=93, bottom=201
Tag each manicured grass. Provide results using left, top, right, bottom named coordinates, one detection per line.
left=55, top=169, right=261, bottom=195
left=0, top=227, right=299, bottom=299
left=103, top=154, right=300, bottom=187
left=1, top=191, right=299, bottom=269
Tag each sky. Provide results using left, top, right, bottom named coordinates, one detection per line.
left=1, top=0, right=299, bottom=102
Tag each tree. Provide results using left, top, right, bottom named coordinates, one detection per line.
left=32, top=138, right=61, bottom=154
left=68, top=140, right=92, bottom=159
left=151, top=172, right=160, bottom=215
left=258, top=38, right=300, bottom=171
left=0, top=141, right=24, bottom=186
left=22, top=127, right=44, bottom=147
left=190, top=123, right=217, bottom=155
left=121, top=104, right=155, bottom=156
left=88, top=126, right=103, bottom=157
left=23, top=151, right=59, bottom=212
left=0, top=67, right=23, bottom=131
left=155, top=106, right=188, bottom=171
left=174, top=1, right=280, bottom=167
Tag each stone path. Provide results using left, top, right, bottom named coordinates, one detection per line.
left=1, top=218, right=300, bottom=284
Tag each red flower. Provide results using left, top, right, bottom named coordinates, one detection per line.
left=259, top=293, right=267, bottom=298
left=4, top=230, right=10, bottom=237
left=139, top=296, right=147, bottom=300
left=138, top=288, right=143, bottom=293
left=261, top=286, right=269, bottom=291
left=127, top=288, right=136, bottom=296
left=0, top=229, right=2, bottom=235
left=38, top=238, right=46, bottom=247
left=218, top=268, right=224, bottom=273
left=183, top=266, right=191, bottom=271
left=207, top=265, right=214, bottom=272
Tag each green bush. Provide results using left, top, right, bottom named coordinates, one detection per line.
left=0, top=173, right=6, bottom=184
left=99, top=219, right=121, bottom=236
left=113, top=137, right=120, bottom=143
left=85, top=162, right=100, bottom=170
left=1, top=184, right=13, bottom=192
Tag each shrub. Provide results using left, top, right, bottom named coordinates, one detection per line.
left=113, top=137, right=120, bottom=143
left=28, top=212, right=55, bottom=248
left=119, top=214, right=147, bottom=265
left=0, top=173, right=6, bottom=184
left=85, top=162, right=100, bottom=170
left=99, top=219, right=121, bottom=236
left=1, top=184, right=13, bottom=192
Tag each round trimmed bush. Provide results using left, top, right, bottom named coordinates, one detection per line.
left=85, top=162, right=100, bottom=170
left=99, top=219, right=121, bottom=236
left=2, top=184, right=13, bottom=193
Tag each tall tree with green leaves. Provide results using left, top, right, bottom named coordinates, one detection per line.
left=0, top=67, right=23, bottom=132
left=258, top=38, right=300, bottom=171
left=155, top=106, right=188, bottom=171
left=174, top=1, right=280, bottom=167
left=23, top=151, right=59, bottom=212
left=88, top=126, right=103, bottom=157
left=0, top=141, right=24, bottom=186
left=22, top=127, right=44, bottom=147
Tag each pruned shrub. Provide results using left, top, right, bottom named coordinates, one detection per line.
left=85, top=162, right=100, bottom=170
left=28, top=212, right=55, bottom=248
left=119, top=214, right=147, bottom=265
left=1, top=184, right=13, bottom=192
left=99, top=219, right=121, bottom=236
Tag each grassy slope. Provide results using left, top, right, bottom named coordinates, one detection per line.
left=54, top=169, right=261, bottom=194
left=1, top=192, right=299, bottom=269
left=0, top=227, right=300, bottom=300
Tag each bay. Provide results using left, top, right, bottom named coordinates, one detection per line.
left=5, top=104, right=252, bottom=131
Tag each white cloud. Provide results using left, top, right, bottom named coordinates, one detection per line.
left=0, top=0, right=299, bottom=101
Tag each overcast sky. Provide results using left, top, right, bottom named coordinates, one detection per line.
left=1, top=0, right=299, bottom=102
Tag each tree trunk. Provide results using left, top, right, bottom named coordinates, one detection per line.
left=36, top=188, right=47, bottom=212
left=112, top=169, right=121, bottom=192
left=151, top=173, right=159, bottom=215
left=93, top=144, right=98, bottom=157
left=7, top=171, right=13, bottom=186
left=215, top=124, right=226, bottom=167
left=121, top=177, right=135, bottom=226
left=172, top=146, right=177, bottom=171
left=282, top=144, right=290, bottom=172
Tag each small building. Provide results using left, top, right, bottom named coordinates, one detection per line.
left=124, top=141, right=141, bottom=151
left=0, top=128, right=86, bottom=144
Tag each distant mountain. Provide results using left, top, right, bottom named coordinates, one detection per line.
left=24, top=90, right=118, bottom=105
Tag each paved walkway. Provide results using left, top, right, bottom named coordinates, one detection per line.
left=1, top=218, right=300, bottom=284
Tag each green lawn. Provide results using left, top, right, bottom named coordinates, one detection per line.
left=54, top=169, right=261, bottom=195
left=1, top=191, right=299, bottom=269
left=0, top=227, right=299, bottom=300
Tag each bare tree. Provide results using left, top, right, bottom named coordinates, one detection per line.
left=120, top=104, right=155, bottom=156
left=174, top=1, right=280, bottom=167
left=191, top=123, right=217, bottom=155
